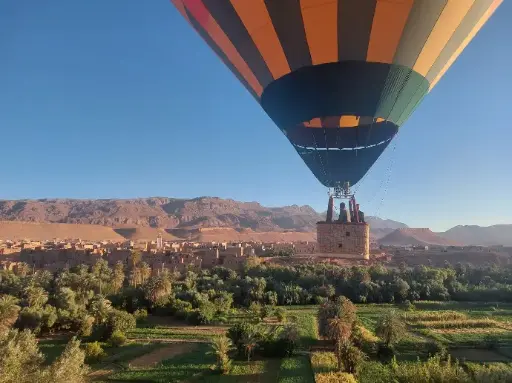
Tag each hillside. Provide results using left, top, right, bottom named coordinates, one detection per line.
left=439, top=224, right=512, bottom=246
left=185, top=228, right=316, bottom=243
left=0, top=197, right=322, bottom=232
left=379, top=228, right=458, bottom=247
left=0, top=221, right=125, bottom=241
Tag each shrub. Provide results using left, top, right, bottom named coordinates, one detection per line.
left=261, top=305, right=273, bottom=320
left=93, top=309, right=136, bottom=340
left=335, top=338, right=366, bottom=373
left=248, top=302, right=262, bottom=322
left=227, top=322, right=259, bottom=358
left=425, top=340, right=447, bottom=358
left=84, top=341, right=106, bottom=363
left=108, top=330, right=127, bottom=347
left=415, top=318, right=497, bottom=329
left=107, top=309, right=136, bottom=335
left=402, top=300, right=415, bottom=311
left=259, top=324, right=298, bottom=358
left=467, top=362, right=512, bottom=383
left=404, top=311, right=467, bottom=323
left=316, top=372, right=357, bottom=383
left=376, top=343, right=395, bottom=362
left=275, top=307, right=287, bottom=322
left=133, top=308, right=148, bottom=324
left=390, top=354, right=469, bottom=383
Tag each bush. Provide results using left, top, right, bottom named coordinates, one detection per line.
left=227, top=322, right=259, bottom=358
left=248, top=302, right=262, bottom=322
left=108, top=330, right=127, bottom=347
left=261, top=305, right=273, bottom=320
left=275, top=307, right=287, bottom=322
left=390, top=354, right=469, bottom=382
left=377, top=343, right=395, bottom=362
left=259, top=325, right=298, bottom=358
left=425, top=340, right=447, bottom=358
left=402, top=300, right=415, bottom=311
left=84, top=341, right=106, bottom=363
left=107, top=309, right=136, bottom=336
left=93, top=309, right=136, bottom=340
left=133, top=308, right=148, bottom=324
left=316, top=372, right=357, bottom=383
left=467, top=362, right=512, bottom=383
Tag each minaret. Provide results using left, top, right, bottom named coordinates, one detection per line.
left=156, top=233, right=163, bottom=250
left=326, top=196, right=334, bottom=222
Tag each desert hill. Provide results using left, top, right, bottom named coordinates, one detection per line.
left=378, top=228, right=458, bottom=247
left=439, top=224, right=512, bottom=246
left=0, top=221, right=125, bottom=241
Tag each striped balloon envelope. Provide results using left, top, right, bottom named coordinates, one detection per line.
left=171, top=0, right=502, bottom=188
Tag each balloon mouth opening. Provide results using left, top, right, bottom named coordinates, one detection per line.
left=294, top=138, right=393, bottom=151
left=300, top=115, right=388, bottom=129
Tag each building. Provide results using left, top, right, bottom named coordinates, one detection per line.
left=316, top=221, right=369, bottom=260
left=156, top=233, right=163, bottom=250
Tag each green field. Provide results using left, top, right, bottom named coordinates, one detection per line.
left=35, top=302, right=512, bottom=382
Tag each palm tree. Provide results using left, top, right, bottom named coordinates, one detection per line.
left=112, top=261, right=125, bottom=292
left=24, top=286, right=49, bottom=308
left=89, top=295, right=112, bottom=324
left=242, top=331, right=258, bottom=362
left=140, top=262, right=152, bottom=285
left=129, top=267, right=142, bottom=287
left=210, top=336, right=233, bottom=373
left=144, top=275, right=172, bottom=306
left=0, top=295, right=21, bottom=334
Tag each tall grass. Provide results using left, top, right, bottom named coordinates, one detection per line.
left=415, top=319, right=498, bottom=329
left=404, top=311, right=467, bottom=323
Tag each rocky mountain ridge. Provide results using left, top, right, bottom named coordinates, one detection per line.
left=0, top=197, right=509, bottom=245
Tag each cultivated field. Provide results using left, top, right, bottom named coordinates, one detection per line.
left=39, top=302, right=512, bottom=382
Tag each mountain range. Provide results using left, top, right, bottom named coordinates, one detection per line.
left=0, top=197, right=509, bottom=245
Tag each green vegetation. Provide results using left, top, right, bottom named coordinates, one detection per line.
left=6, top=258, right=512, bottom=381
left=109, top=343, right=215, bottom=382
left=277, top=356, right=315, bottom=383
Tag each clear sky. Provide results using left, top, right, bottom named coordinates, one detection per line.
left=1, top=1, right=510, bottom=232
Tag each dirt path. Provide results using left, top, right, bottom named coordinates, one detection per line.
left=128, top=343, right=198, bottom=368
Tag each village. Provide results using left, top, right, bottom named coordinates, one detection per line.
left=0, top=233, right=320, bottom=274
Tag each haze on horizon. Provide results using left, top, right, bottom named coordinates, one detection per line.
left=1, top=1, right=511, bottom=233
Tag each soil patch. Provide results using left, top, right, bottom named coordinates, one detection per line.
left=128, top=343, right=197, bottom=368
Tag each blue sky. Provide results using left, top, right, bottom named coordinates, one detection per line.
left=1, top=1, right=510, bottom=231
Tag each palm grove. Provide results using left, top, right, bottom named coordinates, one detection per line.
left=2, top=252, right=512, bottom=381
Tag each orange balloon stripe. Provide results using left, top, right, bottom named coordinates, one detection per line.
left=366, top=0, right=413, bottom=64
left=230, top=0, right=291, bottom=81
left=339, top=115, right=360, bottom=128
left=414, top=0, right=475, bottom=76
left=301, top=0, right=338, bottom=65
left=429, top=0, right=502, bottom=89
left=183, top=0, right=263, bottom=96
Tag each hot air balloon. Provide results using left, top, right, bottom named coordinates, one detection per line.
left=171, top=0, right=501, bottom=192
